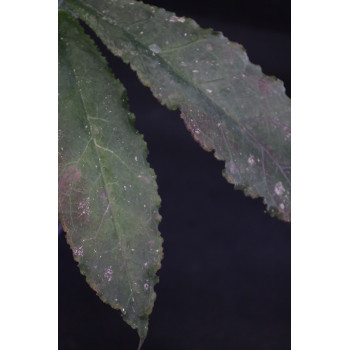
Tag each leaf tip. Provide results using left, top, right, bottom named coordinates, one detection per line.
left=137, top=336, right=145, bottom=350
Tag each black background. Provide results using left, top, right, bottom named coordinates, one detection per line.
left=59, top=0, right=291, bottom=349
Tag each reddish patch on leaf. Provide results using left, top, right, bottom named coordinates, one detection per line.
left=258, top=78, right=272, bottom=95
left=59, top=164, right=82, bottom=196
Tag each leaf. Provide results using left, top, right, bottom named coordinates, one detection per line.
left=58, top=10, right=163, bottom=342
left=64, top=0, right=291, bottom=221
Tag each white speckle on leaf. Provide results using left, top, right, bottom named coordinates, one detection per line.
left=144, top=262, right=149, bottom=267
left=137, top=174, right=152, bottom=184
left=149, top=43, right=161, bottom=54
left=78, top=197, right=90, bottom=217
left=194, top=129, right=200, bottom=134
left=169, top=15, right=185, bottom=22
left=279, top=203, right=285, bottom=212
left=134, top=156, right=138, bottom=161
left=131, top=248, right=135, bottom=252
left=228, top=160, right=237, bottom=175
left=73, top=246, right=84, bottom=257
left=123, top=185, right=127, bottom=190
left=248, top=155, right=255, bottom=165
left=121, top=308, right=126, bottom=315
left=184, top=32, right=187, bottom=36
left=144, top=283, right=149, bottom=290
left=274, top=182, right=285, bottom=196
left=206, top=89, right=212, bottom=94
left=192, top=69, right=199, bottom=73
left=104, top=266, right=113, bottom=282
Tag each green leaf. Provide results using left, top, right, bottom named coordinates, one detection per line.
left=65, top=0, right=291, bottom=221
left=58, top=10, right=162, bottom=342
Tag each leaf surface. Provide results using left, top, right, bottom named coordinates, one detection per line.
left=58, top=10, right=162, bottom=341
left=65, top=0, right=291, bottom=220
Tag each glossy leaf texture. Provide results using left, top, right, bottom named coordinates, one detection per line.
left=65, top=0, right=291, bottom=221
left=58, top=10, right=163, bottom=342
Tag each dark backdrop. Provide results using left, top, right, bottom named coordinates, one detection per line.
left=59, top=0, right=291, bottom=349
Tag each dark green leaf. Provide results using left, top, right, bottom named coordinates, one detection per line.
left=65, top=0, right=291, bottom=221
left=58, top=10, right=162, bottom=341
